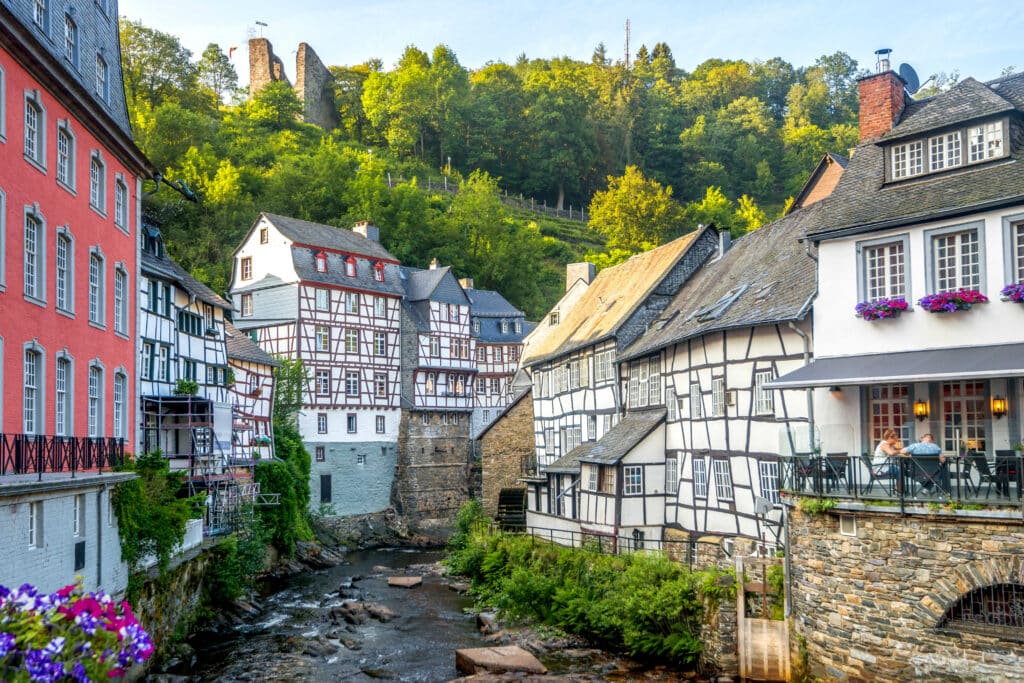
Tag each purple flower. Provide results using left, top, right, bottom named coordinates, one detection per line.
left=1001, top=282, right=1024, bottom=302
left=44, top=636, right=65, bottom=656
left=854, top=297, right=908, bottom=321
left=25, top=649, right=64, bottom=683
left=70, top=661, right=91, bottom=683
left=0, top=632, right=16, bottom=657
left=918, top=288, right=989, bottom=313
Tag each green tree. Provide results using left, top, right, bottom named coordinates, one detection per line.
left=363, top=46, right=434, bottom=156
left=273, top=357, right=306, bottom=429
left=119, top=18, right=200, bottom=113
left=246, top=81, right=304, bottom=130
left=429, top=45, right=470, bottom=168
left=685, top=186, right=737, bottom=237
left=588, top=166, right=685, bottom=252
left=197, top=43, right=238, bottom=104
left=734, top=194, right=767, bottom=233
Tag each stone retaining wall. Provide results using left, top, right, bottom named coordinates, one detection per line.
left=788, top=505, right=1024, bottom=682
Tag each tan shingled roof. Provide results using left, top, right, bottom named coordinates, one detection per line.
left=522, top=230, right=705, bottom=366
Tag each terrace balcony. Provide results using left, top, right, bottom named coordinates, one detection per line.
left=0, top=433, right=126, bottom=481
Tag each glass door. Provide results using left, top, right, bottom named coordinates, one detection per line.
left=941, top=381, right=987, bottom=454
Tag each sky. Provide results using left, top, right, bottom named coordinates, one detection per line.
left=118, top=0, right=1023, bottom=86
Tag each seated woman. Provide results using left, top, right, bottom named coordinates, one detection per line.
left=872, top=429, right=901, bottom=476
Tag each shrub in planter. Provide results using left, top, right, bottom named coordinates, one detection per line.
left=1001, top=282, right=1024, bottom=302
left=917, top=288, right=988, bottom=313
left=854, top=297, right=908, bottom=320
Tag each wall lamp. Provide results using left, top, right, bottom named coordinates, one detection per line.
left=914, top=399, right=930, bottom=421
left=992, top=396, right=1008, bottom=420
left=828, top=386, right=842, bottom=394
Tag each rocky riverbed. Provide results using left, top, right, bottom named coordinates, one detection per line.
left=148, top=547, right=709, bottom=682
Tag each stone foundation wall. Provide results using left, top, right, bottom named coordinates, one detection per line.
left=789, top=506, right=1024, bottom=682
left=479, top=391, right=533, bottom=517
left=394, top=411, right=473, bottom=531
left=134, top=544, right=212, bottom=662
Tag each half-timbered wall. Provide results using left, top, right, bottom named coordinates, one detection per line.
left=666, top=321, right=811, bottom=544
left=408, top=301, right=474, bottom=411
left=531, top=339, right=619, bottom=469
left=472, top=341, right=523, bottom=435
left=226, top=356, right=275, bottom=458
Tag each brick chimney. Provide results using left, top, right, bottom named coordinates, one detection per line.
left=858, top=50, right=906, bottom=142
left=429, top=258, right=439, bottom=270
left=565, top=262, right=595, bottom=292
left=352, top=220, right=379, bottom=241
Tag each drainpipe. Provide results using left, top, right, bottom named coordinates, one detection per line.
left=96, top=485, right=105, bottom=590
left=788, top=321, right=814, bottom=452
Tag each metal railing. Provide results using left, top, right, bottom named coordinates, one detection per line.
left=779, top=452, right=1024, bottom=514
left=0, top=433, right=126, bottom=480
left=521, top=524, right=726, bottom=567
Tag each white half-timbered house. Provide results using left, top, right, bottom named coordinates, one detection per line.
left=225, top=321, right=279, bottom=462
left=522, top=228, right=720, bottom=481
left=229, top=214, right=404, bottom=516
left=466, top=284, right=533, bottom=436
left=138, top=221, right=232, bottom=464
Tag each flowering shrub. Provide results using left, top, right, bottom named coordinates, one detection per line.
left=854, top=297, right=909, bottom=321
left=0, top=582, right=153, bottom=681
left=917, top=288, right=989, bottom=312
left=1001, top=282, right=1024, bottom=302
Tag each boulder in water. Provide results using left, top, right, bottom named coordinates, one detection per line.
left=454, top=646, right=547, bottom=675
left=388, top=576, right=422, bottom=588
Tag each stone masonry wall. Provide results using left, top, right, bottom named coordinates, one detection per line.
left=248, top=38, right=290, bottom=99
left=394, top=411, right=473, bottom=533
left=789, top=506, right=1024, bottom=682
left=295, top=43, right=339, bottom=131
left=479, top=392, right=534, bottom=517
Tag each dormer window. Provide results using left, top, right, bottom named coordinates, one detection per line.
left=373, top=261, right=384, bottom=282
left=500, top=320, right=509, bottom=334
left=472, top=319, right=480, bottom=335
left=345, top=256, right=356, bottom=277
left=514, top=320, right=522, bottom=334
left=549, top=310, right=560, bottom=326
left=315, top=252, right=327, bottom=273
left=887, top=119, right=1006, bottom=182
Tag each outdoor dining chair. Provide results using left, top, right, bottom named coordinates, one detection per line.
left=859, top=452, right=895, bottom=495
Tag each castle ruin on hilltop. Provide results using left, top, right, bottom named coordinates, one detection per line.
left=249, top=38, right=339, bottom=131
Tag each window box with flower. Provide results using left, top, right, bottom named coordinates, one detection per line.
left=854, top=297, right=908, bottom=321
left=917, top=288, right=989, bottom=313
left=1001, top=283, right=1024, bottom=303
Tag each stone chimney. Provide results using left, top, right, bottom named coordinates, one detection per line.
left=566, top=262, right=595, bottom=292
left=459, top=278, right=474, bottom=290
left=858, top=49, right=906, bottom=142
left=718, top=229, right=732, bottom=259
left=429, top=258, right=440, bottom=270
left=352, top=220, right=379, bottom=242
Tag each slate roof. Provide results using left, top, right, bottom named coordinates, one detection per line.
left=809, top=71, right=1024, bottom=240
left=877, top=78, right=1015, bottom=142
left=521, top=229, right=709, bottom=367
left=261, top=213, right=397, bottom=261
left=468, top=288, right=528, bottom=343
left=620, top=202, right=821, bottom=361
left=224, top=321, right=280, bottom=367
left=544, top=442, right=593, bottom=474
left=291, top=248, right=405, bottom=297
left=467, top=289, right=522, bottom=317
left=142, top=250, right=230, bottom=309
left=400, top=266, right=470, bottom=305
left=577, top=409, right=666, bottom=466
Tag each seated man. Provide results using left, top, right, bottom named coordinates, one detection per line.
left=900, top=434, right=948, bottom=494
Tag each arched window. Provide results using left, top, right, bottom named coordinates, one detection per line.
left=373, top=261, right=384, bottom=282
left=315, top=251, right=327, bottom=273
left=345, top=256, right=356, bottom=277
left=941, top=583, right=1024, bottom=632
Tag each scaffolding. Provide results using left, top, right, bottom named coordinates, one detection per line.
left=142, top=395, right=275, bottom=535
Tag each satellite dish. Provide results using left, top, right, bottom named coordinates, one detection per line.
left=899, top=63, right=921, bottom=95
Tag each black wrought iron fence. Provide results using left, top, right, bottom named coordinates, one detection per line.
left=779, top=452, right=1024, bottom=513
left=0, top=433, right=126, bottom=480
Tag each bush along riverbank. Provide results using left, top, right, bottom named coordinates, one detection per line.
left=445, top=501, right=737, bottom=672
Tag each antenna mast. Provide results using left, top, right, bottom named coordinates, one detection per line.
left=624, top=18, right=631, bottom=68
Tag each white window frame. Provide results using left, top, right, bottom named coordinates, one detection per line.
left=375, top=415, right=385, bottom=434
left=689, top=381, right=702, bottom=419
left=754, top=370, right=775, bottom=416
left=345, top=291, right=358, bottom=313
left=0, top=66, right=5, bottom=143
left=0, top=188, right=6, bottom=290
left=586, top=463, right=598, bottom=491
left=240, top=293, right=253, bottom=317
left=1011, top=219, right=1024, bottom=284
left=95, top=53, right=108, bottom=102
left=24, top=344, right=44, bottom=434
left=73, top=494, right=84, bottom=537
left=55, top=353, right=73, bottom=436
left=240, top=256, right=252, bottom=280
left=345, top=328, right=358, bottom=354
left=113, top=265, right=128, bottom=335
left=141, top=342, right=153, bottom=381
left=64, top=15, right=78, bottom=66
left=711, top=377, right=725, bottom=417
left=544, top=427, right=555, bottom=455
left=666, top=386, right=678, bottom=421
left=259, top=226, right=268, bottom=244
left=345, top=371, right=359, bottom=397
left=315, top=287, right=329, bottom=311
left=316, top=369, right=331, bottom=397
left=623, top=465, right=643, bottom=495
left=693, top=457, right=708, bottom=498
left=317, top=413, right=327, bottom=434
left=648, top=357, right=661, bottom=405
left=158, top=346, right=170, bottom=382
left=374, top=331, right=387, bottom=356
left=344, top=257, right=356, bottom=277
left=346, top=413, right=357, bottom=433
left=429, top=336, right=440, bottom=357
left=56, top=121, right=75, bottom=191
left=113, top=371, right=127, bottom=439
left=89, top=152, right=106, bottom=214
left=374, top=296, right=386, bottom=317
left=666, top=457, right=679, bottom=495
left=24, top=207, right=46, bottom=304
left=114, top=176, right=129, bottom=231
left=374, top=372, right=387, bottom=398
left=968, top=121, right=1003, bottom=162
left=54, top=228, right=74, bottom=315
left=87, top=362, right=104, bottom=437
left=861, top=238, right=907, bottom=301
left=928, top=223, right=983, bottom=294
left=928, top=131, right=961, bottom=171
left=24, top=91, right=46, bottom=170
left=33, top=0, right=48, bottom=30
left=759, top=460, right=780, bottom=504
left=29, top=501, right=42, bottom=549
left=315, top=325, right=330, bottom=352
left=88, top=248, right=105, bottom=327
left=712, top=458, right=733, bottom=500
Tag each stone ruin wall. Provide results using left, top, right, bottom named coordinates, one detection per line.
left=248, top=38, right=338, bottom=131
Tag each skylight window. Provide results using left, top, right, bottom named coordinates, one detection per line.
left=691, top=285, right=748, bottom=323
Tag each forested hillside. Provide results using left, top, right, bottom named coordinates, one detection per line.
left=122, top=19, right=864, bottom=318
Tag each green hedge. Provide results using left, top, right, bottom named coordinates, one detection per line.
left=445, top=502, right=734, bottom=666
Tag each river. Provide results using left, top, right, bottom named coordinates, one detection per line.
left=183, top=548, right=481, bottom=682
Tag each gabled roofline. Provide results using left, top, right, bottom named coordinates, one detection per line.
left=474, top=387, right=532, bottom=441
left=789, top=153, right=847, bottom=213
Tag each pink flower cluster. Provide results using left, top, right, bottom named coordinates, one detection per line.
left=918, top=288, right=989, bottom=313
left=854, top=297, right=908, bottom=321
left=1001, top=282, right=1024, bottom=302
left=0, top=582, right=153, bottom=682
